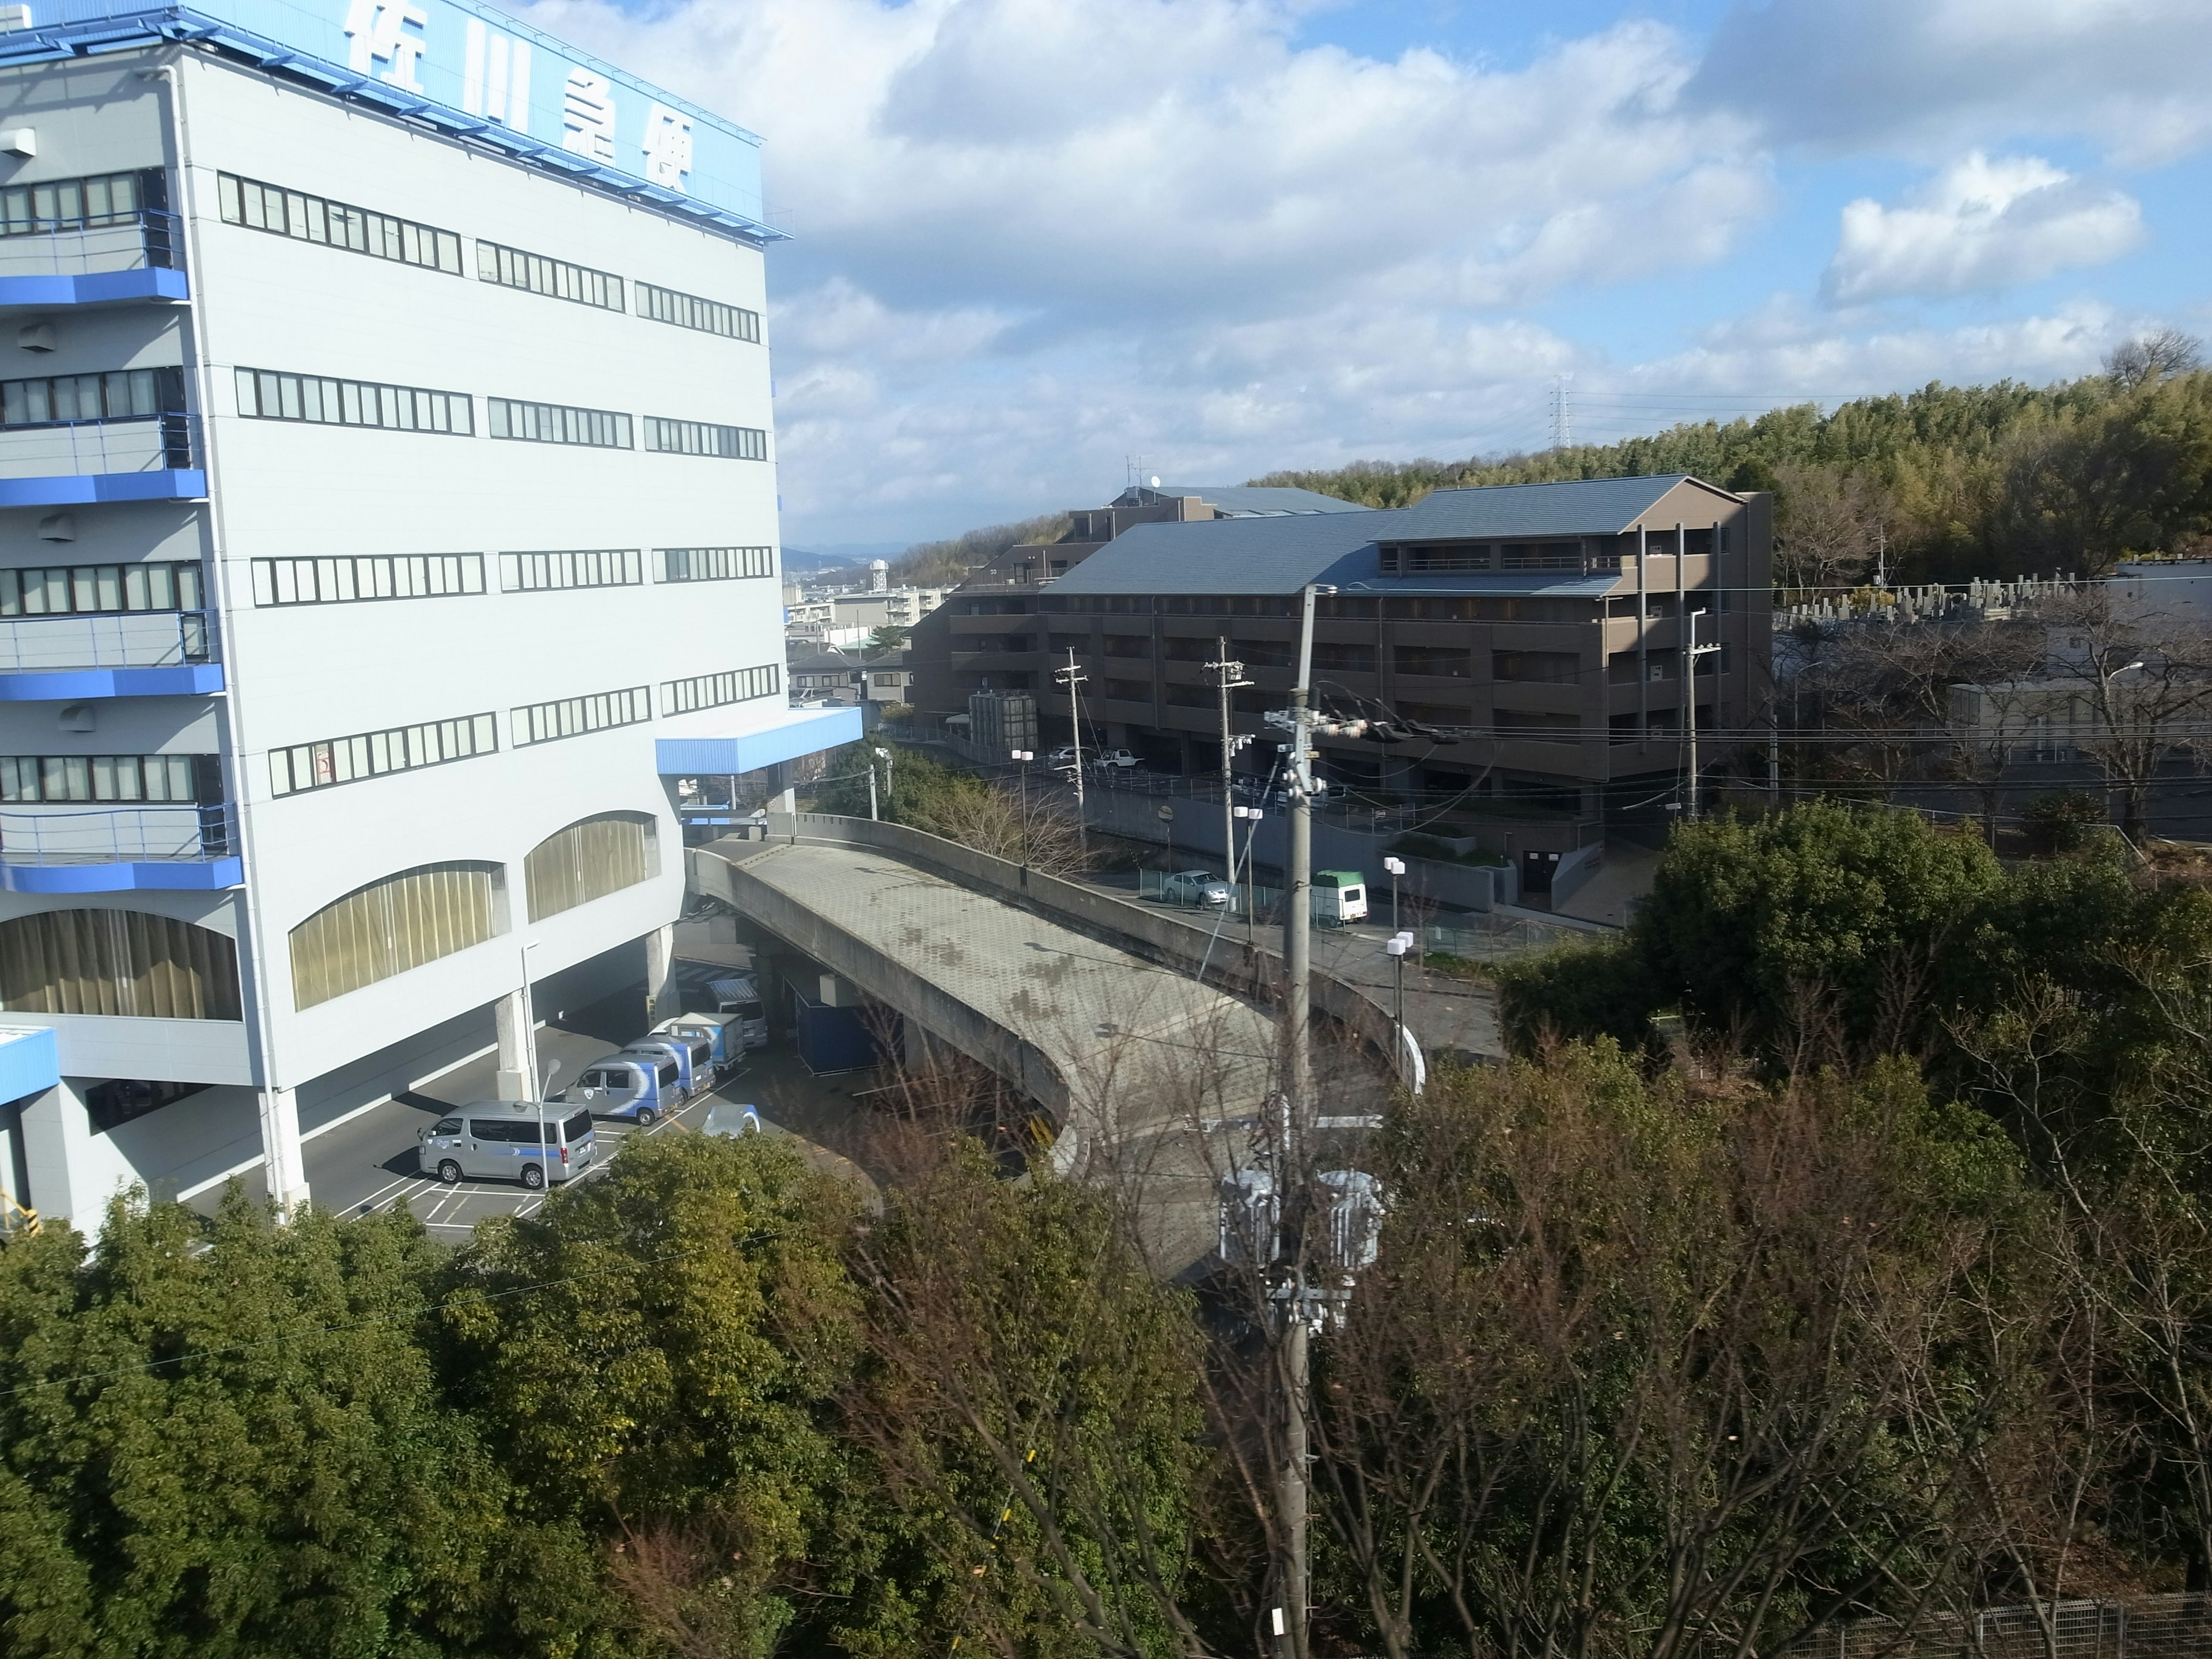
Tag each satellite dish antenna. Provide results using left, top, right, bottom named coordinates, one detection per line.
left=1149, top=475, right=1161, bottom=487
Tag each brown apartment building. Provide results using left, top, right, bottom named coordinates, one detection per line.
left=906, top=475, right=1772, bottom=826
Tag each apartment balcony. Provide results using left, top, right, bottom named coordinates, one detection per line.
left=0, top=211, right=188, bottom=310
left=0, top=413, right=204, bottom=505
left=0, top=803, right=242, bottom=893
left=0, top=609, right=221, bottom=700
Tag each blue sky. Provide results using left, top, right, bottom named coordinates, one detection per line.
left=516, top=0, right=2212, bottom=549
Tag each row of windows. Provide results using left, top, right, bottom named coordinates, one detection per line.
left=477, top=240, right=622, bottom=312
left=216, top=172, right=759, bottom=341
left=1, top=367, right=183, bottom=428
left=238, top=547, right=771, bottom=607
left=250, top=554, right=486, bottom=608
left=0, top=169, right=164, bottom=237
left=236, top=368, right=475, bottom=435
left=513, top=685, right=652, bottom=747
left=637, top=282, right=760, bottom=342
left=218, top=173, right=464, bottom=275
left=486, top=396, right=632, bottom=449
left=1037, top=594, right=1598, bottom=623
left=1, top=562, right=202, bottom=617
left=0, top=753, right=212, bottom=804
left=235, top=368, right=763, bottom=460
left=643, top=416, right=767, bottom=460
left=269, top=714, right=497, bottom=798
left=660, top=546, right=773, bottom=582
left=498, top=549, right=644, bottom=592
left=663, top=663, right=781, bottom=714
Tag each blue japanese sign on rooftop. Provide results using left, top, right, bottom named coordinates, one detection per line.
left=2, top=0, right=781, bottom=243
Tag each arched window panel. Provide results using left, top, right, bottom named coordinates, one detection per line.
left=290, top=862, right=501, bottom=1010
left=0, top=909, right=241, bottom=1020
left=525, top=812, right=658, bottom=923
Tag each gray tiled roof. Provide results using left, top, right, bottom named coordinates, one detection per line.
left=1397, top=475, right=1736, bottom=537
left=1135, top=484, right=1373, bottom=517
left=1050, top=510, right=1406, bottom=596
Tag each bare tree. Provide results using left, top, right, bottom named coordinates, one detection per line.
left=1775, top=463, right=1888, bottom=599
left=2104, top=329, right=2205, bottom=389
left=2039, top=591, right=2212, bottom=839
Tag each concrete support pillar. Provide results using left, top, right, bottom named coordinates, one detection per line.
left=495, top=987, right=531, bottom=1100
left=257, top=1085, right=310, bottom=1214
left=771, top=760, right=796, bottom=816
left=902, top=1014, right=930, bottom=1074
left=646, top=922, right=679, bottom=1021
left=20, top=1080, right=136, bottom=1231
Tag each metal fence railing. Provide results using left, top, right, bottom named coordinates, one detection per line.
left=1768, top=1594, right=2212, bottom=1658
left=0, top=412, right=199, bottom=479
left=0, top=608, right=215, bottom=675
left=0, top=803, right=233, bottom=866
left=0, top=210, right=181, bottom=278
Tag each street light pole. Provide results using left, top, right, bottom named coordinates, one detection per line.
left=1236, top=804, right=1262, bottom=946
left=1208, top=637, right=1250, bottom=891
left=1012, top=749, right=1033, bottom=869
left=1385, top=930, right=1413, bottom=1078
left=1382, top=853, right=1405, bottom=935
left=1058, top=650, right=1088, bottom=860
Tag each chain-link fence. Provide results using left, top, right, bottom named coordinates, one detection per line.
left=1767, top=1594, right=2212, bottom=1658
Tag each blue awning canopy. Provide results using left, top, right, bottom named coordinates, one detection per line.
left=656, top=704, right=862, bottom=777
left=0, top=1025, right=59, bottom=1104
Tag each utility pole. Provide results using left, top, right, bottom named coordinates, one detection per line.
left=1057, top=650, right=1088, bottom=859
left=1207, top=636, right=1249, bottom=881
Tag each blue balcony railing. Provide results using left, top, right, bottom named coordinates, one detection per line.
left=0, top=411, right=196, bottom=476
left=0, top=209, right=183, bottom=286
left=0, top=802, right=234, bottom=865
left=0, top=608, right=214, bottom=675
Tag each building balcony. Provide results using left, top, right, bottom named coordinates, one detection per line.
left=0, top=609, right=222, bottom=700
left=0, top=414, right=204, bottom=506
left=0, top=211, right=188, bottom=310
left=0, top=804, right=241, bottom=893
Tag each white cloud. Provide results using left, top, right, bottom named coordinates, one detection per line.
left=1694, top=0, right=2212, bottom=166
left=1821, top=153, right=2143, bottom=304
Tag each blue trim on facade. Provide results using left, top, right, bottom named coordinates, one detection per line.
left=657, top=706, right=863, bottom=776
left=0, top=855, right=243, bottom=893
left=0, top=661, right=225, bottom=701
left=0, top=469, right=206, bottom=506
left=0, top=267, right=189, bottom=308
left=0, top=1025, right=60, bottom=1103
left=0, top=6, right=789, bottom=248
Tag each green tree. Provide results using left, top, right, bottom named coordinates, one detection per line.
left=0, top=1194, right=501, bottom=1658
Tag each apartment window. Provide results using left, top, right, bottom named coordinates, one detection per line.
left=498, top=550, right=643, bottom=592
left=236, top=368, right=473, bottom=435
left=1, top=561, right=201, bottom=616
left=662, top=664, right=779, bottom=715
left=1235, top=639, right=1294, bottom=669
left=2, top=366, right=183, bottom=427
left=0, top=168, right=164, bottom=236
left=642, top=416, right=766, bottom=460
left=487, top=397, right=632, bottom=449
left=1103, top=634, right=1151, bottom=658
left=251, top=554, right=484, bottom=607
left=269, top=712, right=497, bottom=797
left=513, top=685, right=652, bottom=745
left=1397, top=701, right=1468, bottom=727
left=1499, top=542, right=1585, bottom=571
left=1164, top=685, right=1212, bottom=708
left=1102, top=679, right=1152, bottom=703
left=1493, top=651, right=1582, bottom=684
left=217, top=172, right=463, bottom=275
left=1314, top=642, right=1377, bottom=673
left=1390, top=541, right=1491, bottom=573
left=1395, top=646, right=1473, bottom=679
left=1495, top=709, right=1581, bottom=735
left=657, top=546, right=774, bottom=582
left=476, top=240, right=623, bottom=310
left=0, top=753, right=216, bottom=802
left=636, top=281, right=761, bottom=342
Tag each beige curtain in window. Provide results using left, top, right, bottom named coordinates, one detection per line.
left=525, top=815, right=652, bottom=922
left=290, top=862, right=497, bottom=1010
left=0, top=908, right=242, bottom=1019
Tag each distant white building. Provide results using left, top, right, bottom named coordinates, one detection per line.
left=0, top=0, right=858, bottom=1228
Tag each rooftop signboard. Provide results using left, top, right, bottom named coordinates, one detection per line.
left=1, top=0, right=777, bottom=240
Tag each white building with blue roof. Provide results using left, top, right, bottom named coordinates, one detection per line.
left=0, top=0, right=855, bottom=1228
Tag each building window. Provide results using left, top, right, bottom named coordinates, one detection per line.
left=269, top=713, right=497, bottom=797
left=636, top=282, right=762, bottom=342
left=1388, top=542, right=1491, bottom=573
left=215, top=172, right=463, bottom=275
left=236, top=368, right=474, bottom=435
left=0, top=909, right=241, bottom=1020
left=487, top=397, right=632, bottom=449
left=1313, top=642, right=1376, bottom=673
left=642, top=416, right=766, bottom=460
left=85, top=1078, right=210, bottom=1134
left=1499, top=542, right=1585, bottom=571
left=1, top=753, right=217, bottom=803
left=498, top=549, right=643, bottom=592
left=289, top=863, right=500, bottom=1010
left=1, top=561, right=201, bottom=616
left=656, top=546, right=774, bottom=582
left=1102, top=679, right=1151, bottom=702
left=251, top=554, right=484, bottom=607
left=2, top=366, right=183, bottom=426
left=1, top=168, right=164, bottom=236
left=525, top=812, right=657, bottom=922
left=512, top=685, right=652, bottom=746
left=1494, top=650, right=1582, bottom=684
left=1164, top=684, right=1211, bottom=707
left=476, top=240, right=624, bottom=311
left=662, top=663, right=779, bottom=714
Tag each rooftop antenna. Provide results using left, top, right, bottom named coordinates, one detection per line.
left=1551, top=373, right=1573, bottom=449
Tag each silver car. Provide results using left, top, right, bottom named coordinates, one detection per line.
left=417, top=1101, right=597, bottom=1190
left=1162, top=869, right=1231, bottom=907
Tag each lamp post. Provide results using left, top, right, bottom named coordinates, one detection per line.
left=873, top=746, right=894, bottom=820
left=1012, top=749, right=1033, bottom=869
left=1382, top=854, right=1405, bottom=935
left=1385, top=930, right=1414, bottom=1059
left=1158, top=801, right=1175, bottom=870
left=1235, top=804, right=1262, bottom=945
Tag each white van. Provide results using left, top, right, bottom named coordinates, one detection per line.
left=417, top=1101, right=597, bottom=1190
